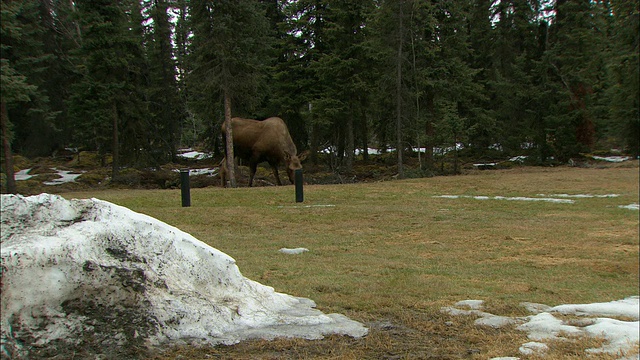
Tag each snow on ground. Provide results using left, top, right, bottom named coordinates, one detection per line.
left=443, top=297, right=640, bottom=359
left=14, top=168, right=34, bottom=181
left=42, top=168, right=84, bottom=185
left=434, top=193, right=640, bottom=210
left=16, top=166, right=218, bottom=186
left=592, top=155, right=632, bottom=162
left=0, top=194, right=367, bottom=358
left=537, top=193, right=620, bottom=198
left=177, top=148, right=214, bottom=160
left=619, top=203, right=640, bottom=211
left=14, top=168, right=84, bottom=185
left=433, top=194, right=576, bottom=204
left=174, top=167, right=219, bottom=177
left=277, top=204, right=336, bottom=209
left=279, top=248, right=310, bottom=255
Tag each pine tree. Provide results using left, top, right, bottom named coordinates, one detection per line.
left=367, top=0, right=415, bottom=178
left=304, top=0, right=374, bottom=172
left=606, top=0, right=639, bottom=156
left=188, top=0, right=272, bottom=187
left=274, top=0, right=328, bottom=166
left=481, top=0, right=541, bottom=154
left=1, top=0, right=53, bottom=192
left=545, top=0, right=608, bottom=160
left=422, top=0, right=481, bottom=173
left=1, top=60, right=36, bottom=193
left=68, top=0, right=148, bottom=178
left=145, top=0, right=185, bottom=164
left=1, top=0, right=60, bottom=157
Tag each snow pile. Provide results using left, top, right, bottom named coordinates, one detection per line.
left=0, top=194, right=367, bottom=358
left=443, top=297, right=639, bottom=359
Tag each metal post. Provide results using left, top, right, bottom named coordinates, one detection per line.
left=295, top=169, right=303, bottom=203
left=180, top=169, right=191, bottom=207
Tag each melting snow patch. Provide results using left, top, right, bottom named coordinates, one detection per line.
left=510, top=156, right=528, bottom=162
left=175, top=168, right=219, bottom=176
left=441, top=301, right=522, bottom=329
left=619, top=203, right=639, bottom=211
left=14, top=168, right=34, bottom=181
left=177, top=148, right=214, bottom=160
left=434, top=195, right=461, bottom=199
left=43, top=168, right=84, bottom=185
left=277, top=204, right=336, bottom=209
left=591, top=155, right=631, bottom=162
left=279, top=248, right=310, bottom=255
left=443, top=297, right=640, bottom=359
left=519, top=341, right=548, bottom=355
left=433, top=195, right=575, bottom=204
left=520, top=302, right=552, bottom=314
left=517, top=312, right=583, bottom=340
left=537, top=193, right=620, bottom=198
left=549, top=297, right=640, bottom=319
left=0, top=194, right=367, bottom=358
left=454, top=299, right=484, bottom=310
left=475, top=314, right=520, bottom=328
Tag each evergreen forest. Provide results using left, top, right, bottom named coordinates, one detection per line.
left=1, top=0, right=638, bottom=190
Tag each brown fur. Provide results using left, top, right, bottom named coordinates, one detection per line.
left=221, top=117, right=307, bottom=187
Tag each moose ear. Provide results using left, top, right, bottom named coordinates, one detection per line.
left=297, top=150, right=310, bottom=162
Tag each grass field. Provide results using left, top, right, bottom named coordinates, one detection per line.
left=60, top=164, right=639, bottom=359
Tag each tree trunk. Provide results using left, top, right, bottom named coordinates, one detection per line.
left=111, top=101, right=120, bottom=180
left=360, top=102, right=369, bottom=162
left=345, top=106, right=354, bottom=173
left=70, top=0, right=81, bottom=38
left=395, top=3, right=404, bottom=179
left=309, top=103, right=319, bottom=165
left=453, top=132, right=459, bottom=175
left=223, top=91, right=236, bottom=188
left=1, top=101, right=17, bottom=194
left=425, top=91, right=435, bottom=170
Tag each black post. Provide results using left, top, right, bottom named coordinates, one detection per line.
left=180, top=169, right=191, bottom=207
left=295, top=169, right=303, bottom=203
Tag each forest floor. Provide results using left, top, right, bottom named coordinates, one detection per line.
left=6, top=149, right=638, bottom=195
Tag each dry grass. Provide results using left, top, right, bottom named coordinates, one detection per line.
left=58, top=164, right=640, bottom=359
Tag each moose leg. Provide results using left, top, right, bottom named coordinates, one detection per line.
left=249, top=162, right=258, bottom=187
left=220, top=157, right=227, bottom=187
left=271, top=163, right=283, bottom=186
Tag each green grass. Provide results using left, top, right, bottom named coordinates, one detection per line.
left=59, top=165, right=639, bottom=359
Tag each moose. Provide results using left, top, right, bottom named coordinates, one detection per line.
left=220, top=117, right=307, bottom=187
